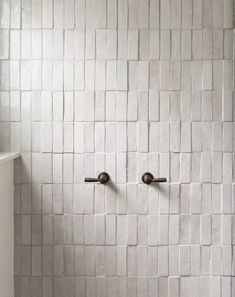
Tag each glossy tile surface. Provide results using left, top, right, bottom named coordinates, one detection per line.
left=0, top=0, right=234, bottom=296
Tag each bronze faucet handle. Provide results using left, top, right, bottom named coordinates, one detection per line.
left=142, top=172, right=167, bottom=184
left=85, top=172, right=110, bottom=184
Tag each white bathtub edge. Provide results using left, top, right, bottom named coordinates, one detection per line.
left=0, top=152, right=20, bottom=165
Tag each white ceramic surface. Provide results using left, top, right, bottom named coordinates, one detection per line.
left=0, top=153, right=19, bottom=297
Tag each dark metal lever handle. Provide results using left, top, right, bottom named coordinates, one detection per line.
left=85, top=172, right=110, bottom=184
left=142, top=172, right=167, bottom=185
left=85, top=177, right=99, bottom=182
left=152, top=177, right=167, bottom=183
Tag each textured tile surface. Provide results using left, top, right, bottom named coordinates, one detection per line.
left=0, top=0, right=234, bottom=296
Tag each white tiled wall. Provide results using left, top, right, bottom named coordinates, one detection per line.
left=0, top=0, right=234, bottom=296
